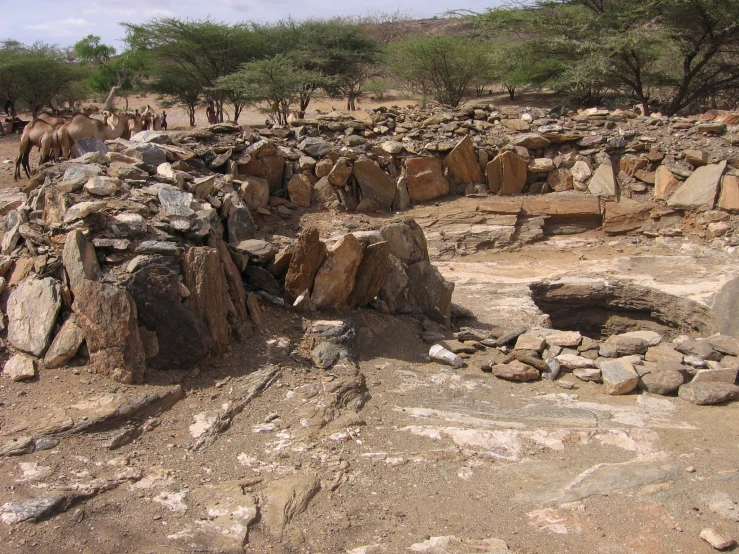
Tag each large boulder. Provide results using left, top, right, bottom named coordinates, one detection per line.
left=667, top=160, right=726, bottom=210
left=377, top=254, right=412, bottom=313
left=287, top=173, right=313, bottom=208
left=486, top=151, right=528, bottom=195
left=311, top=234, right=364, bottom=310
left=284, top=228, right=327, bottom=304
left=405, top=157, right=449, bottom=202
left=379, top=219, right=429, bottom=265
left=7, top=277, right=62, bottom=357
left=128, top=264, right=214, bottom=370
left=353, top=159, right=398, bottom=211
left=239, top=176, right=270, bottom=209
left=73, top=279, right=146, bottom=384
left=445, top=136, right=484, bottom=184
left=184, top=247, right=231, bottom=354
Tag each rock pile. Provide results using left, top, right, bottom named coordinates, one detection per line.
left=430, top=323, right=739, bottom=405
left=0, top=125, right=454, bottom=384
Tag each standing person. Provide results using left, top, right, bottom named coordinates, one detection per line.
left=206, top=101, right=217, bottom=125
left=161, top=110, right=168, bottom=130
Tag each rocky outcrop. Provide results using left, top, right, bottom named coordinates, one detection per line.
left=284, top=228, right=328, bottom=304
left=7, top=278, right=62, bottom=357
left=312, top=235, right=363, bottom=310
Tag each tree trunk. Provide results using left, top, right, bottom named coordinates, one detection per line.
left=507, top=86, right=516, bottom=100
left=102, top=85, right=121, bottom=112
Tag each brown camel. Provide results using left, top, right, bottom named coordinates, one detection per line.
left=13, top=119, right=58, bottom=180
left=56, top=113, right=129, bottom=159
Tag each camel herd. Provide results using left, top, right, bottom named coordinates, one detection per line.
left=13, top=106, right=163, bottom=181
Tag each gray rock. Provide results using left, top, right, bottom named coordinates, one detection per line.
left=298, top=137, right=331, bottom=157
left=59, top=164, right=103, bottom=192
left=600, top=358, right=639, bottom=395
left=429, top=344, right=463, bottom=368
left=71, top=137, right=109, bottom=158
left=407, top=260, right=454, bottom=328
left=589, top=163, right=618, bottom=201
left=311, top=341, right=341, bottom=369
left=707, top=335, right=739, bottom=356
left=231, top=239, right=277, bottom=264
left=63, top=230, right=101, bottom=295
left=604, top=334, right=649, bottom=356
left=379, top=219, right=429, bottom=264
left=353, top=159, right=398, bottom=211
left=135, top=241, right=182, bottom=256
left=713, top=276, right=739, bottom=340
left=110, top=213, right=147, bottom=236
left=108, top=162, right=148, bottom=181
left=692, top=368, right=738, bottom=385
left=227, top=205, right=256, bottom=243
left=158, top=187, right=195, bottom=229
left=7, top=278, right=62, bottom=357
left=678, top=382, right=739, bottom=405
left=122, top=143, right=167, bottom=166
left=573, top=367, right=601, bottom=382
left=667, top=160, right=726, bottom=210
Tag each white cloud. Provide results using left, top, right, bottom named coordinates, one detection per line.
left=25, top=17, right=91, bottom=31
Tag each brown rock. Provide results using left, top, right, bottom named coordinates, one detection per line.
left=638, top=369, right=684, bottom=395
left=213, top=238, right=248, bottom=322
left=406, top=157, right=449, bottom=201
left=239, top=175, right=270, bottom=209
left=718, top=175, right=739, bottom=212
left=327, top=157, right=353, bottom=187
left=547, top=168, right=574, bottom=192
left=284, top=228, right=327, bottom=304
left=492, top=360, right=540, bottom=382
left=347, top=241, right=391, bottom=308
left=486, top=151, right=528, bottom=195
left=73, top=279, right=146, bottom=384
left=238, top=153, right=285, bottom=193
left=684, top=149, right=708, bottom=167
left=184, top=247, right=231, bottom=354
left=311, top=234, right=363, bottom=310
left=287, top=173, right=313, bottom=208
left=619, top=156, right=647, bottom=177
left=247, top=293, right=263, bottom=328
left=445, top=136, right=484, bottom=184
left=654, top=165, right=680, bottom=201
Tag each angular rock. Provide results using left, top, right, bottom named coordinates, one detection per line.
left=692, top=368, right=738, bottom=385
left=528, top=158, right=555, bottom=173
left=3, top=353, right=36, bottom=381
left=511, top=133, right=550, bottom=149
left=213, top=238, right=248, bottom=323
left=718, top=174, right=739, bottom=212
left=654, top=166, right=681, bottom=201
left=122, top=143, right=166, bottom=166
left=227, top=204, right=256, bottom=243
left=406, top=157, right=449, bottom=201
left=298, top=137, right=331, bottom=157
left=184, top=247, right=231, bottom=354
left=84, top=176, right=120, bottom=197
left=44, top=314, right=85, bottom=369
left=353, top=159, right=397, bottom=211
left=600, top=359, right=640, bottom=395
left=327, top=157, right=353, bottom=187
left=445, top=136, right=484, bottom=184
left=108, top=162, right=148, bottom=181
left=262, top=472, right=321, bottom=539
left=63, top=230, right=101, bottom=296
left=638, top=369, right=684, bottom=395
left=589, top=163, right=618, bottom=201
left=571, top=161, right=592, bottom=183
left=714, top=276, right=739, bottom=339
left=231, top=239, right=277, bottom=264
left=379, top=219, right=429, bottom=264
left=347, top=241, right=391, bottom=308
left=574, top=367, right=601, bottom=381
left=239, top=175, right=270, bottom=209
left=128, top=264, right=214, bottom=370
left=604, top=334, right=649, bottom=355
left=486, top=151, right=528, bottom=195
left=287, top=173, right=313, bottom=208
left=548, top=168, right=574, bottom=192
left=514, top=333, right=546, bottom=352
left=284, top=228, right=327, bottom=304
left=7, top=278, right=62, bottom=357
left=707, top=335, right=739, bottom=356
left=429, top=344, right=464, bottom=368
left=678, top=382, right=739, bottom=405
left=557, top=354, right=595, bottom=370
left=699, top=528, right=736, bottom=550
left=493, top=360, right=539, bottom=382
left=312, top=234, right=363, bottom=310
left=667, top=161, right=726, bottom=210
left=377, top=255, right=411, bottom=313
left=407, top=261, right=454, bottom=328
left=73, top=279, right=145, bottom=384
left=63, top=201, right=106, bottom=224
left=71, top=137, right=109, bottom=158
left=545, top=331, right=582, bottom=348
left=312, top=176, right=336, bottom=205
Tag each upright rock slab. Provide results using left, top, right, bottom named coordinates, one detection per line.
left=486, top=151, right=528, bottom=195
left=312, top=234, right=363, bottom=310
left=718, top=174, right=739, bottom=212
left=588, top=163, right=618, bottom=201
left=407, top=261, right=454, bottom=327
left=445, top=136, right=484, bottom=184
left=654, top=165, right=680, bottom=201
left=44, top=314, right=85, bottom=369
left=284, top=228, right=327, bottom=304
left=7, top=278, right=62, bottom=357
left=667, top=160, right=726, bottom=210
left=184, top=247, right=231, bottom=354
left=63, top=230, right=101, bottom=296
left=73, top=279, right=146, bottom=384
left=713, top=276, right=739, bottom=339
left=405, top=157, right=449, bottom=201
left=353, top=159, right=397, bottom=211
left=347, top=241, right=391, bottom=308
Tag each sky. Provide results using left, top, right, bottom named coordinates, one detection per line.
left=1, top=0, right=502, bottom=50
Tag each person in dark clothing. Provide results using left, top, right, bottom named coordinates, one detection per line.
left=206, top=101, right=217, bottom=125
left=161, top=110, right=168, bottom=130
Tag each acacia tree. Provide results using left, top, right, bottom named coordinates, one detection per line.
left=476, top=0, right=739, bottom=115
left=74, top=35, right=141, bottom=111
left=124, top=18, right=267, bottom=121
left=386, top=36, right=490, bottom=107
left=217, top=55, right=327, bottom=125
